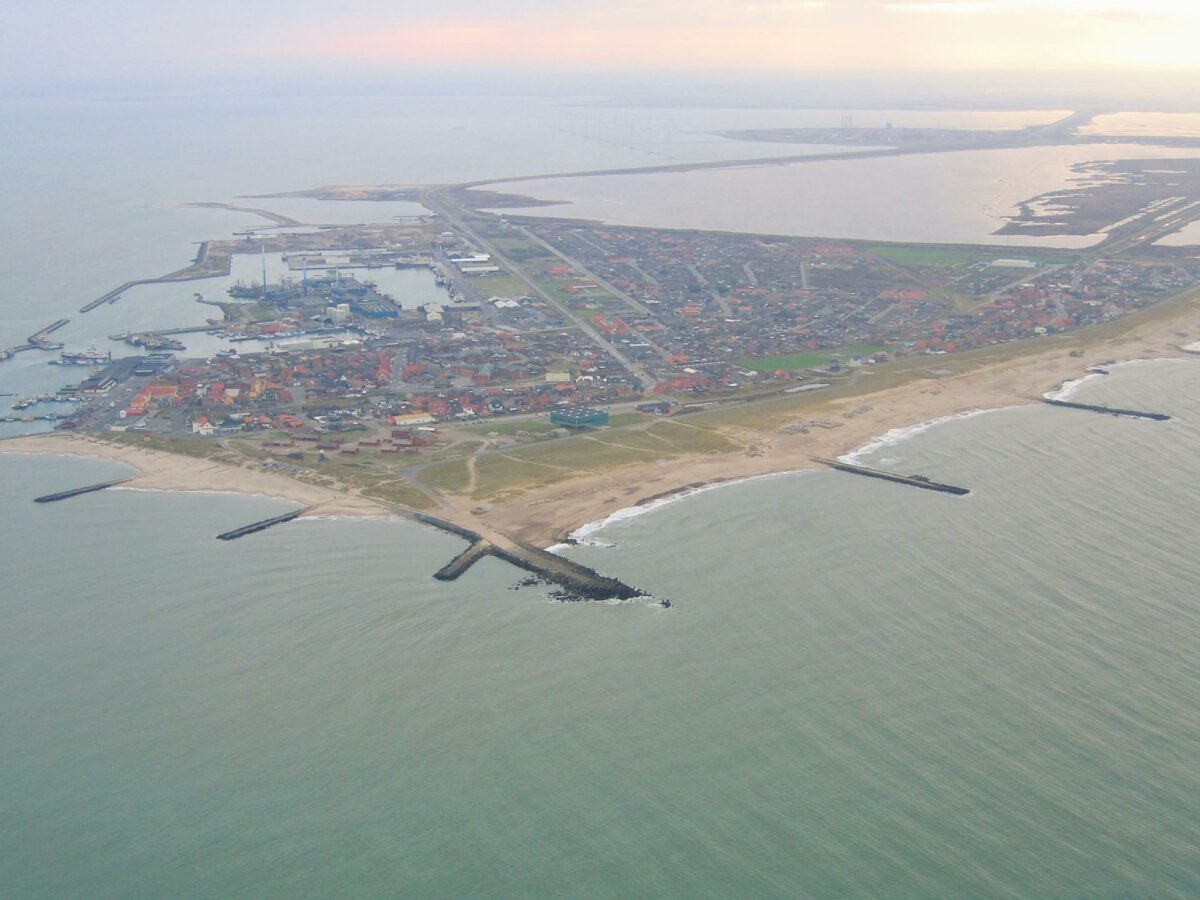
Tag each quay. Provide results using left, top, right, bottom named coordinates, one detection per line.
left=1041, top=398, right=1171, bottom=421
left=814, top=457, right=970, bottom=496
left=216, top=506, right=313, bottom=540
left=33, top=477, right=133, bottom=503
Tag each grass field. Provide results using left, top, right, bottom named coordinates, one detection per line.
left=738, top=345, right=886, bottom=372
left=868, top=245, right=1077, bottom=268
left=361, top=479, right=436, bottom=510
left=467, top=419, right=559, bottom=436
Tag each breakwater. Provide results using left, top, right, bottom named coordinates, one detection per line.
left=80, top=243, right=230, bottom=313
left=1041, top=398, right=1171, bottom=421
left=216, top=506, right=312, bottom=540
left=490, top=543, right=646, bottom=601
left=402, top=507, right=646, bottom=600
left=34, top=477, right=133, bottom=503
left=434, top=539, right=493, bottom=580
left=814, top=457, right=970, bottom=495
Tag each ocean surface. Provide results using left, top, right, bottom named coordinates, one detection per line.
left=2, top=93, right=1199, bottom=897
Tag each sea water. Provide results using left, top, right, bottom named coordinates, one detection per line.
left=2, top=357, right=1199, bottom=897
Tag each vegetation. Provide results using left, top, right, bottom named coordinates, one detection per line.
left=417, top=459, right=472, bottom=493
left=738, top=345, right=887, bottom=372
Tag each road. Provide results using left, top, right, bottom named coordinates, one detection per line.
left=422, top=189, right=658, bottom=391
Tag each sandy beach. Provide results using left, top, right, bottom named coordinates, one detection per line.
left=0, top=432, right=391, bottom=520
left=4, top=302, right=1198, bottom=548
left=481, top=309, right=1200, bottom=545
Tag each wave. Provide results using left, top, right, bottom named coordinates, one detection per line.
left=1046, top=357, right=1192, bottom=401
left=553, top=470, right=806, bottom=550
left=1043, top=372, right=1106, bottom=401
left=839, top=408, right=1006, bottom=464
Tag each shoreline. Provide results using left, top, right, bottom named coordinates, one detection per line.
left=3, top=303, right=1197, bottom=546
left=0, top=435, right=391, bottom=520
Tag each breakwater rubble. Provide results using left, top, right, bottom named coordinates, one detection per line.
left=216, top=506, right=312, bottom=540
left=33, top=477, right=133, bottom=503
left=814, top=457, right=970, bottom=496
left=1040, top=398, right=1171, bottom=421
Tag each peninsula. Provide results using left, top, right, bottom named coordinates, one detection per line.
left=6, top=114, right=1200, bottom=594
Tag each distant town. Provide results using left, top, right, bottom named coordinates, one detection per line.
left=5, top=164, right=1200, bottom=512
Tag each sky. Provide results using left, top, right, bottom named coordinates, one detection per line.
left=3, top=0, right=1200, bottom=89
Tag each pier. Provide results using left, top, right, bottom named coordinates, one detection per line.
left=1041, top=398, right=1171, bottom=421
left=814, top=457, right=970, bottom=495
left=216, top=506, right=313, bottom=540
left=1, top=318, right=71, bottom=361
left=33, top=477, right=133, bottom=503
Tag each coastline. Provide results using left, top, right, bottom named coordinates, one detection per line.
left=0, top=433, right=390, bottom=520
left=480, top=307, right=1199, bottom=545
left=3, top=301, right=1197, bottom=548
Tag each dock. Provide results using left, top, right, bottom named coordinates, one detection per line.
left=814, top=457, right=970, bottom=495
left=33, top=477, right=133, bottom=503
left=216, top=506, right=313, bottom=540
left=108, top=324, right=216, bottom=342
left=1041, top=398, right=1171, bottom=421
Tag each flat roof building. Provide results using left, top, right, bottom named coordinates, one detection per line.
left=550, top=406, right=610, bottom=428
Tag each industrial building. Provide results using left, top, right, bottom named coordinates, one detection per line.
left=550, top=406, right=609, bottom=428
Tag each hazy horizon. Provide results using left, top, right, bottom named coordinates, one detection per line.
left=4, top=1, right=1200, bottom=102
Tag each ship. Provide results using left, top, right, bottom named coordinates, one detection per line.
left=52, top=348, right=111, bottom=366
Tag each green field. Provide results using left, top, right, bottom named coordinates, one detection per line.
left=467, top=419, right=560, bottom=436
left=867, top=246, right=992, bottom=267
left=738, top=345, right=886, bottom=372
left=868, top=245, right=1077, bottom=268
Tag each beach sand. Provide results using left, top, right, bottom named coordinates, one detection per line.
left=0, top=432, right=391, bottom=520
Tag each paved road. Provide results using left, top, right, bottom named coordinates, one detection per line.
left=422, top=189, right=658, bottom=391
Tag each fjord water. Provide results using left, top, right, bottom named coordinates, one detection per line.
left=4, top=359, right=1199, bottom=897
